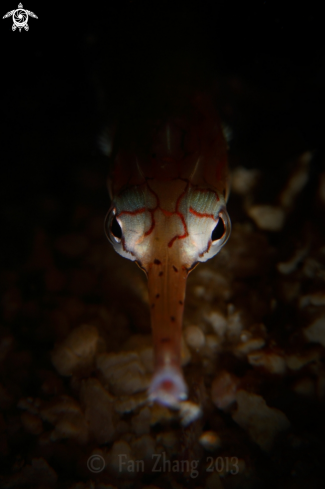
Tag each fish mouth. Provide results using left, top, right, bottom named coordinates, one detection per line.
left=148, top=365, right=187, bottom=407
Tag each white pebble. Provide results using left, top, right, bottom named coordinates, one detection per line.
left=211, top=371, right=238, bottom=410
left=204, top=311, right=227, bottom=338
left=184, top=325, right=205, bottom=350
left=199, top=431, right=222, bottom=451
left=179, top=401, right=202, bottom=426
left=248, top=351, right=286, bottom=374
left=247, top=205, right=285, bottom=231
left=51, top=324, right=99, bottom=376
left=279, top=151, right=311, bottom=209
left=231, top=166, right=260, bottom=195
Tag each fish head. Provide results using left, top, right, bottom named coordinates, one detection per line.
left=105, top=111, right=231, bottom=406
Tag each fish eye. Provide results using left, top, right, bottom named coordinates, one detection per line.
left=211, top=217, right=226, bottom=241
left=111, top=215, right=122, bottom=240
left=105, top=208, right=122, bottom=243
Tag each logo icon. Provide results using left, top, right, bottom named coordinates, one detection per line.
left=3, top=3, right=38, bottom=32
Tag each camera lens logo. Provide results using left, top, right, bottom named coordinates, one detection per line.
left=3, top=3, right=38, bottom=32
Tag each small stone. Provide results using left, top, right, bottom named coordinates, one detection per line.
left=114, top=392, right=148, bottom=414
left=279, top=151, right=311, bottom=209
left=232, top=390, right=290, bottom=451
left=199, top=431, right=222, bottom=451
left=107, top=440, right=134, bottom=474
left=286, top=348, right=321, bottom=370
left=204, top=334, right=221, bottom=353
left=231, top=166, right=260, bottom=195
left=184, top=325, right=205, bottom=350
left=211, top=371, right=239, bottom=410
left=131, top=406, right=151, bottom=436
left=130, top=434, right=156, bottom=463
left=302, top=258, right=323, bottom=279
left=304, top=316, right=325, bottom=347
left=150, top=403, right=176, bottom=425
left=236, top=337, right=265, bottom=355
left=227, top=310, right=244, bottom=340
left=247, top=205, right=285, bottom=232
left=179, top=401, right=201, bottom=426
left=299, top=292, right=325, bottom=308
left=204, top=311, right=227, bottom=338
left=40, top=395, right=81, bottom=424
left=277, top=247, right=308, bottom=275
left=80, top=378, right=116, bottom=444
left=97, top=351, right=149, bottom=396
left=156, top=431, right=178, bottom=452
left=248, top=351, right=286, bottom=374
left=51, top=324, right=99, bottom=376
left=51, top=411, right=88, bottom=444
left=17, top=397, right=40, bottom=415
left=3, top=458, right=58, bottom=488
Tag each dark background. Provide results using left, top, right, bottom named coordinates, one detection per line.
left=1, top=1, right=325, bottom=487
left=1, top=0, right=325, bottom=270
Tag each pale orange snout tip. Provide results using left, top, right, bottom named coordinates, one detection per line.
left=148, top=365, right=188, bottom=407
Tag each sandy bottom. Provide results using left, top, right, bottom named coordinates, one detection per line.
left=1, top=140, right=325, bottom=489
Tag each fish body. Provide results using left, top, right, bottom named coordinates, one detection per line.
left=105, top=94, right=231, bottom=406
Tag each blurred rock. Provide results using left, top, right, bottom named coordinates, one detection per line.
left=231, top=166, right=260, bottom=195
left=106, top=440, right=134, bottom=475
left=211, top=371, right=239, bottom=410
left=199, top=430, right=222, bottom=451
left=179, top=400, right=201, bottom=426
left=204, top=310, right=227, bottom=338
left=247, top=205, right=285, bottom=231
left=131, top=406, right=151, bottom=435
left=97, top=351, right=149, bottom=396
left=51, top=411, right=88, bottom=444
left=80, top=378, right=116, bottom=444
left=52, top=324, right=100, bottom=376
left=279, top=152, right=311, bottom=209
left=248, top=350, right=286, bottom=374
left=1, top=458, right=57, bottom=488
left=277, top=246, right=308, bottom=275
left=286, top=348, right=321, bottom=370
left=40, top=395, right=81, bottom=424
left=304, top=315, right=325, bottom=347
left=232, top=390, right=290, bottom=451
